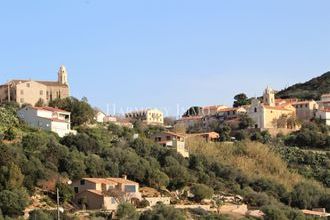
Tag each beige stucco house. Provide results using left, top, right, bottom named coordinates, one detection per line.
left=216, top=107, right=247, bottom=119
left=152, top=131, right=189, bottom=158
left=0, top=65, right=70, bottom=106
left=186, top=131, right=220, bottom=142
left=17, top=106, right=76, bottom=137
left=73, top=177, right=141, bottom=211
left=125, top=108, right=164, bottom=125
left=291, top=100, right=318, bottom=121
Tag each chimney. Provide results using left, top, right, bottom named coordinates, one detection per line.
left=122, top=175, right=127, bottom=180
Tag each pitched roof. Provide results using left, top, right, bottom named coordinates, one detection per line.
left=33, top=106, right=70, bottom=113
left=6, top=79, right=68, bottom=87
left=159, top=131, right=185, bottom=138
left=217, top=107, right=246, bottom=112
left=202, top=105, right=228, bottom=110
left=83, top=178, right=117, bottom=185
left=107, top=178, right=139, bottom=185
left=36, top=80, right=68, bottom=87
left=187, top=132, right=220, bottom=137
left=292, top=100, right=316, bottom=105
left=86, top=189, right=104, bottom=196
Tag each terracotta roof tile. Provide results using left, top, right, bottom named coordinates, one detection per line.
left=107, top=178, right=139, bottom=185
left=83, top=178, right=117, bottom=185
left=86, top=189, right=104, bottom=196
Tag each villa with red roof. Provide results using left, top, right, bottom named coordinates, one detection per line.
left=17, top=105, right=76, bottom=137
left=72, top=176, right=141, bottom=211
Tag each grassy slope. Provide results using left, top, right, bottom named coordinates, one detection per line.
left=188, top=139, right=303, bottom=190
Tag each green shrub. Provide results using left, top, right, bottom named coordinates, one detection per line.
left=3, top=128, right=16, bottom=141
left=0, top=189, right=29, bottom=217
left=191, top=184, right=214, bottom=202
left=140, top=204, right=185, bottom=220
left=116, top=203, right=139, bottom=220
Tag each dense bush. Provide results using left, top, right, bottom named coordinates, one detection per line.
left=191, top=184, right=214, bottom=202
left=278, top=146, right=330, bottom=188
left=139, top=204, right=185, bottom=220
left=0, top=189, right=29, bottom=217
left=49, top=97, right=95, bottom=126
left=28, top=210, right=53, bottom=220
left=289, top=182, right=324, bottom=209
left=116, top=202, right=139, bottom=220
left=285, top=122, right=330, bottom=150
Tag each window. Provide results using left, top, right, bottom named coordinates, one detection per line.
left=124, top=185, right=136, bottom=193
left=26, top=83, right=30, bottom=88
left=74, top=187, right=78, bottom=193
left=111, top=197, right=116, bottom=204
left=254, top=108, right=257, bottom=113
left=80, top=179, right=85, bottom=185
left=20, top=90, right=24, bottom=95
left=166, top=136, right=171, bottom=141
left=20, top=98, right=24, bottom=103
left=40, top=90, right=43, bottom=95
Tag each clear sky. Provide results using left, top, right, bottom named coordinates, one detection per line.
left=0, top=0, right=329, bottom=117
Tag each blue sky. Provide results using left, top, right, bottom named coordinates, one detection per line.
left=0, top=0, right=329, bottom=117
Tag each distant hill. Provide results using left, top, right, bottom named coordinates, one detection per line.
left=276, top=71, right=330, bottom=100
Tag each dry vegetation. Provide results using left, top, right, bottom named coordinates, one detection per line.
left=187, top=138, right=302, bottom=190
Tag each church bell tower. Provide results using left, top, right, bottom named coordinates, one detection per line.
left=58, top=65, right=68, bottom=85
left=263, top=86, right=275, bottom=106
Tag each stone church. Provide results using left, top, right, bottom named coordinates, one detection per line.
left=0, top=65, right=70, bottom=106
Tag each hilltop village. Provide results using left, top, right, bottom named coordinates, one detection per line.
left=0, top=66, right=330, bottom=219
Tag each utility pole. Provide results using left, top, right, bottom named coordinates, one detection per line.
left=57, top=188, right=60, bottom=220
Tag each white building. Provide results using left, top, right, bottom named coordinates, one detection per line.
left=94, top=110, right=107, bottom=123
left=18, top=106, right=76, bottom=137
left=315, top=109, right=330, bottom=126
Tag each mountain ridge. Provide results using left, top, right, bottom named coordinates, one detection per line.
left=276, top=71, right=330, bottom=100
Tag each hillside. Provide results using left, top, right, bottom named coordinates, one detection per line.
left=1, top=100, right=330, bottom=219
left=276, top=71, right=330, bottom=100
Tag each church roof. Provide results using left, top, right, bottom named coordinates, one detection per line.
left=6, top=79, right=68, bottom=87
left=36, top=80, right=68, bottom=87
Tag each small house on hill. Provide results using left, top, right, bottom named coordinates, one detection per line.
left=72, top=176, right=141, bottom=211
left=17, top=106, right=76, bottom=137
